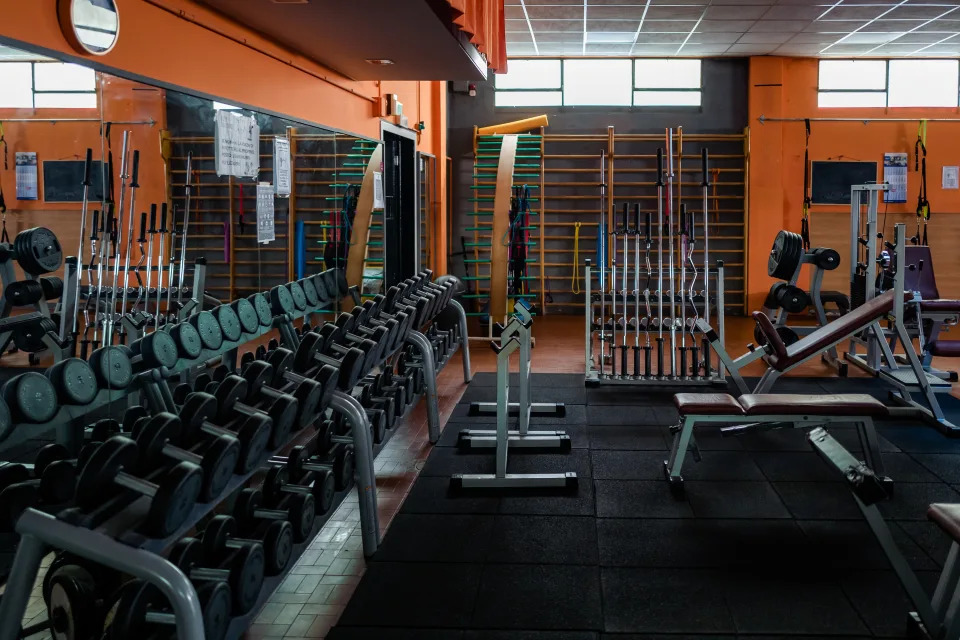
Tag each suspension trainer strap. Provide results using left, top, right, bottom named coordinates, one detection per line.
left=916, top=120, right=930, bottom=246
left=0, top=122, right=7, bottom=215
left=801, top=118, right=811, bottom=250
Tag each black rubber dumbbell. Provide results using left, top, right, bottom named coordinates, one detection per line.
left=189, top=310, right=225, bottom=351
left=263, top=448, right=336, bottom=515
left=110, top=578, right=230, bottom=640
left=266, top=347, right=337, bottom=412
left=335, top=311, right=390, bottom=365
left=214, top=375, right=298, bottom=449
left=359, top=297, right=411, bottom=354
left=211, top=304, right=243, bottom=343
left=46, top=358, right=99, bottom=407
left=242, top=360, right=321, bottom=431
left=240, top=351, right=255, bottom=369
left=3, top=372, right=59, bottom=424
left=133, top=413, right=239, bottom=502
left=127, top=330, right=180, bottom=372
left=200, top=516, right=266, bottom=614
left=237, top=479, right=315, bottom=544
left=211, top=364, right=230, bottom=383
left=75, top=435, right=202, bottom=536
left=0, top=453, right=76, bottom=527
left=231, top=296, right=261, bottom=335
left=299, top=278, right=319, bottom=308
left=352, top=385, right=392, bottom=440
left=278, top=434, right=353, bottom=493
left=179, top=391, right=271, bottom=473
left=248, top=292, right=273, bottom=328
left=317, top=320, right=381, bottom=374
left=87, top=345, right=135, bottom=391
left=88, top=417, right=120, bottom=441
left=232, top=488, right=295, bottom=574
left=167, top=320, right=204, bottom=360
left=292, top=330, right=365, bottom=391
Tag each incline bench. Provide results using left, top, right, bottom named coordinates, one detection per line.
left=664, top=392, right=889, bottom=487
left=702, top=288, right=904, bottom=394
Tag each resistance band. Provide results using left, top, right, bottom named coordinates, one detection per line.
left=505, top=185, right=530, bottom=297
left=238, top=183, right=245, bottom=234
left=324, top=185, right=359, bottom=270
left=572, top=221, right=582, bottom=295
left=801, top=118, right=811, bottom=250
left=915, top=120, right=930, bottom=246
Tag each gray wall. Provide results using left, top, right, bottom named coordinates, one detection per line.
left=447, top=58, right=750, bottom=313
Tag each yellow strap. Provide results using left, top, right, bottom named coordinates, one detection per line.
left=572, top=222, right=582, bottom=294
left=919, top=119, right=928, bottom=147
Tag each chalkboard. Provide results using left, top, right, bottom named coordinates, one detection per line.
left=811, top=161, right=878, bottom=205
left=42, top=160, right=107, bottom=203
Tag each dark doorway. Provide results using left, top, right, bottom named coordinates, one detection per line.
left=381, top=123, right=418, bottom=287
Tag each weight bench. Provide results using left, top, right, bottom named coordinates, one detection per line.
left=664, top=392, right=889, bottom=487
left=703, top=288, right=902, bottom=395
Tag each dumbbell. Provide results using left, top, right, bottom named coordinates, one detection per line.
left=378, top=367, right=415, bottom=406
left=231, top=296, right=261, bottom=335
left=0, top=453, right=77, bottom=527
left=240, top=350, right=255, bottom=369
left=167, top=320, right=204, bottom=360
left=200, top=515, right=266, bottom=613
left=211, top=304, right=243, bottom=343
left=237, top=476, right=316, bottom=543
left=291, top=428, right=355, bottom=491
left=242, top=360, right=321, bottom=430
left=122, top=405, right=150, bottom=433
left=318, top=319, right=382, bottom=373
left=336, top=311, right=390, bottom=361
left=110, top=579, right=230, bottom=640
left=179, top=391, right=271, bottom=473
left=211, top=364, right=230, bottom=383
left=248, top=292, right=273, bottom=328
left=288, top=281, right=308, bottom=313
left=265, top=347, right=336, bottom=408
left=190, top=310, right=225, bottom=351
left=348, top=303, right=399, bottom=353
left=269, top=284, right=297, bottom=318
left=299, top=277, right=320, bottom=308
left=354, top=382, right=395, bottom=434
left=133, top=413, right=240, bottom=502
left=40, top=559, right=114, bottom=640
left=292, top=330, right=365, bottom=391
left=87, top=345, right=135, bottom=391
left=127, top=330, right=180, bottom=371
left=361, top=296, right=412, bottom=352
left=263, top=446, right=337, bottom=513
left=46, top=357, right=99, bottom=407
left=213, top=374, right=298, bottom=449
left=384, top=284, right=428, bottom=328
left=3, top=372, right=58, bottom=424
left=75, top=435, right=203, bottom=537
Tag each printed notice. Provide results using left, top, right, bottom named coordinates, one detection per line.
left=943, top=166, right=959, bottom=190
left=274, top=136, right=291, bottom=197
left=373, top=172, right=385, bottom=209
left=15, top=152, right=38, bottom=200
left=215, top=110, right=260, bottom=178
left=256, top=182, right=276, bottom=244
left=883, top=152, right=907, bottom=203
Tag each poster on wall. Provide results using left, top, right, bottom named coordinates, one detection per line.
left=15, top=152, right=38, bottom=200
left=273, top=136, right=291, bottom=197
left=883, top=152, right=908, bottom=203
left=215, top=110, right=260, bottom=178
left=256, top=182, right=276, bottom=244
left=943, top=166, right=959, bottom=190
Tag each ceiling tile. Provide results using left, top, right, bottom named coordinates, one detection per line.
left=642, top=19, right=701, bottom=32
left=507, top=30, right=533, bottom=44
left=690, top=31, right=743, bottom=43
left=711, top=0, right=777, bottom=4
left=677, top=44, right=732, bottom=55
left=634, top=32, right=691, bottom=44
left=869, top=43, right=929, bottom=55
left=841, top=31, right=906, bottom=44
left=787, top=32, right=842, bottom=44
left=726, top=43, right=779, bottom=53
left=589, top=0, right=652, bottom=4
left=644, top=5, right=706, bottom=20
left=535, top=33, right=586, bottom=43
left=820, top=5, right=891, bottom=21
left=889, top=31, right=952, bottom=43
left=505, top=5, right=526, bottom=20
left=703, top=5, right=770, bottom=20
left=872, top=19, right=932, bottom=32
left=738, top=31, right=794, bottom=44
left=630, top=43, right=686, bottom=55
left=505, top=19, right=530, bottom=33
left=585, top=5, right=647, bottom=20
left=914, top=20, right=960, bottom=32
left=526, top=5, right=582, bottom=20
left=884, top=5, right=960, bottom=20
left=529, top=19, right=583, bottom=33
left=774, top=43, right=830, bottom=55
left=821, top=43, right=878, bottom=54
left=522, top=0, right=581, bottom=4
left=587, top=20, right=642, bottom=32
left=698, top=19, right=759, bottom=31
left=749, top=19, right=807, bottom=32
left=912, top=43, right=960, bottom=54
left=763, top=5, right=830, bottom=20
left=506, top=43, right=538, bottom=55
left=584, top=43, right=635, bottom=54
left=804, top=20, right=871, bottom=32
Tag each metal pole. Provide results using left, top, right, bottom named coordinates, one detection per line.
left=144, top=205, right=156, bottom=328
left=177, top=152, right=193, bottom=303
left=120, top=150, right=141, bottom=321
left=656, top=148, right=665, bottom=378
left=105, top=132, right=130, bottom=345
left=450, top=299, right=472, bottom=383
left=666, top=128, right=676, bottom=377
left=329, top=391, right=380, bottom=557
left=71, top=149, right=93, bottom=337
left=407, top=331, right=440, bottom=442
left=154, top=204, right=167, bottom=330
left=598, top=150, right=607, bottom=377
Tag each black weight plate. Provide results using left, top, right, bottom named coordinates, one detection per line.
left=262, top=520, right=293, bottom=576
left=249, top=293, right=272, bottom=327
left=753, top=324, right=801, bottom=348
left=5, top=280, right=43, bottom=306
left=89, top=346, right=134, bottom=389
left=190, top=311, right=224, bottom=350
left=311, top=274, right=330, bottom=304
left=813, top=247, right=841, bottom=271
left=776, top=284, right=810, bottom=313
left=213, top=305, right=242, bottom=342
left=170, top=322, right=203, bottom=359
left=232, top=298, right=259, bottom=334
left=12, top=316, right=56, bottom=353
left=768, top=230, right=804, bottom=280
left=3, top=373, right=57, bottom=423
left=138, top=331, right=179, bottom=369
left=15, top=227, right=63, bottom=274
left=47, top=358, right=98, bottom=406
left=300, top=278, right=319, bottom=307
left=288, top=282, right=307, bottom=311
left=335, top=270, right=349, bottom=296
left=0, top=397, right=14, bottom=442
left=39, top=276, right=63, bottom=300
left=270, top=285, right=295, bottom=316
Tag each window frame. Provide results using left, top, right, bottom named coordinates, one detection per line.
left=817, top=58, right=960, bottom=109
left=0, top=61, right=98, bottom=109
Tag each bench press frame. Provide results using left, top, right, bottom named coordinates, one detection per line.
left=664, top=411, right=886, bottom=486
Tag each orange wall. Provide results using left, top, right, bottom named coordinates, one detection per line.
left=0, top=0, right=448, bottom=271
left=748, top=56, right=960, bottom=311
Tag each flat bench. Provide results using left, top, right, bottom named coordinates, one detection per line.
left=664, top=392, right=889, bottom=487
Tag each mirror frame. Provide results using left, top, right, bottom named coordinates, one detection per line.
left=57, top=0, right=120, bottom=56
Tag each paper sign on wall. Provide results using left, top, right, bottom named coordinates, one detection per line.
left=215, top=110, right=260, bottom=178
left=883, top=152, right=907, bottom=203
left=943, top=166, right=959, bottom=190
left=256, top=182, right=276, bottom=244
left=373, top=172, right=385, bottom=209
left=15, top=152, right=38, bottom=200
left=273, top=136, right=291, bottom=197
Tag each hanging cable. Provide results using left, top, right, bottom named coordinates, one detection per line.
left=801, top=118, right=811, bottom=250
left=0, top=122, right=7, bottom=215
left=915, top=120, right=930, bottom=246
left=572, top=221, right=582, bottom=294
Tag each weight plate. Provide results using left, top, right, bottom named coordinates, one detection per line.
left=270, top=285, right=295, bottom=316
left=288, top=282, right=307, bottom=312
left=311, top=274, right=330, bottom=304
left=300, top=278, right=319, bottom=307
left=89, top=346, right=134, bottom=389
left=334, top=269, right=349, bottom=296
left=15, top=227, right=63, bottom=274
left=813, top=247, right=841, bottom=271
left=39, top=276, right=63, bottom=300
left=776, top=284, right=810, bottom=314
left=5, top=280, right=43, bottom=306
left=12, top=316, right=56, bottom=353
left=768, top=230, right=804, bottom=280
left=170, top=322, right=203, bottom=359
left=3, top=373, right=57, bottom=423
left=47, top=358, right=98, bottom=406
left=138, top=330, right=179, bottom=369
left=0, top=396, right=14, bottom=442
left=213, top=305, right=242, bottom=342
left=249, top=293, right=272, bottom=327
left=232, top=298, right=260, bottom=334
left=753, top=324, right=801, bottom=348
left=190, top=311, right=224, bottom=351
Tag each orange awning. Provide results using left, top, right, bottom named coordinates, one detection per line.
left=445, top=0, right=507, bottom=73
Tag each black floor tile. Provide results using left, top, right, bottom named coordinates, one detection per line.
left=595, top=480, right=693, bottom=518
left=878, top=482, right=960, bottom=520
left=466, top=633, right=598, bottom=640
left=372, top=514, right=496, bottom=563
left=598, top=518, right=808, bottom=568
left=797, top=520, right=936, bottom=571
left=450, top=403, right=587, bottom=425
left=670, top=450, right=766, bottom=481
left=327, top=629, right=463, bottom=640
left=591, top=450, right=667, bottom=480
left=685, top=481, right=791, bottom=519
left=436, top=422, right=590, bottom=449
left=586, top=387, right=676, bottom=406
left=422, top=447, right=591, bottom=478
left=486, top=515, right=598, bottom=565
left=599, top=635, right=735, bottom=639
left=910, top=453, right=960, bottom=483
left=459, top=384, right=587, bottom=406
left=499, top=477, right=596, bottom=517
left=338, top=562, right=482, bottom=628
left=841, top=570, right=939, bottom=637
left=399, top=476, right=500, bottom=515
left=589, top=425, right=667, bottom=450
left=724, top=571, right=868, bottom=636
left=896, top=519, right=951, bottom=567
left=681, top=428, right=744, bottom=451
left=879, top=452, right=941, bottom=482
left=601, top=567, right=735, bottom=634
left=773, top=481, right=864, bottom=520
left=587, top=406, right=657, bottom=426
left=467, top=372, right=585, bottom=388
left=878, top=425, right=960, bottom=453
left=472, top=564, right=603, bottom=630
left=736, top=428, right=813, bottom=452
left=752, top=451, right=845, bottom=482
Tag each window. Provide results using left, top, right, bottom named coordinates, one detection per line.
left=634, top=59, right=701, bottom=106
left=818, top=59, right=960, bottom=108
left=494, top=58, right=703, bottom=108
left=0, top=61, right=97, bottom=108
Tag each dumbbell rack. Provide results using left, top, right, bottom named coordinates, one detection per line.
left=0, top=250, right=71, bottom=365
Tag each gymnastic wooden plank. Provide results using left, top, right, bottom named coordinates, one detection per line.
left=490, top=134, right=518, bottom=321
left=346, top=143, right=384, bottom=290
